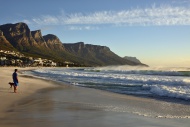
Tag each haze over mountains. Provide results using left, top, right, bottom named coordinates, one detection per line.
left=0, top=22, right=146, bottom=66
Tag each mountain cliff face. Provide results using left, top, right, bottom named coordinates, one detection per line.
left=0, top=22, right=39, bottom=51
left=64, top=42, right=138, bottom=66
left=123, top=56, right=142, bottom=64
left=31, top=30, right=48, bottom=48
left=0, top=22, right=146, bottom=66
left=43, top=34, right=65, bottom=51
left=0, top=30, right=15, bottom=50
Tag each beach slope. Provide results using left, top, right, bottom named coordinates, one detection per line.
left=0, top=67, right=57, bottom=126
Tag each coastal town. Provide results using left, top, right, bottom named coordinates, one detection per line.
left=0, top=50, right=74, bottom=67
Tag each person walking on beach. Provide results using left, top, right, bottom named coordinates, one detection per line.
left=12, top=69, right=19, bottom=93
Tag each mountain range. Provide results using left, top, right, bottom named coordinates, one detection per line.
left=0, top=22, right=147, bottom=66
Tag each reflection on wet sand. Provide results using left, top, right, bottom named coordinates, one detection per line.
left=2, top=86, right=190, bottom=127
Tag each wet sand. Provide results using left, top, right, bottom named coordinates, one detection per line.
left=1, top=67, right=190, bottom=127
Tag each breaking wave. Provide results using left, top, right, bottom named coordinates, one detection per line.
left=26, top=65, right=190, bottom=101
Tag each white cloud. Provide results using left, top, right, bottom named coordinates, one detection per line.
left=68, top=26, right=99, bottom=30
left=171, top=0, right=190, bottom=4
left=26, top=5, right=190, bottom=27
left=33, top=15, right=59, bottom=25
left=64, top=6, right=190, bottom=26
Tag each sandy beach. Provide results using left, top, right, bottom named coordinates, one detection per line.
left=0, top=67, right=59, bottom=127
left=1, top=67, right=190, bottom=127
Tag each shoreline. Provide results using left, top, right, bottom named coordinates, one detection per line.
left=1, top=67, right=190, bottom=127
left=0, top=67, right=61, bottom=126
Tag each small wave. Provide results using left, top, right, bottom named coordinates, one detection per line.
left=87, top=66, right=190, bottom=77
left=149, top=85, right=190, bottom=100
left=27, top=67, right=190, bottom=101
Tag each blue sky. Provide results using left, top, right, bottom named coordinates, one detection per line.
left=1, top=0, right=190, bottom=67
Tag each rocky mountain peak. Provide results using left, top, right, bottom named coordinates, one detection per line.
left=31, top=30, right=48, bottom=48
left=43, top=34, right=65, bottom=51
left=0, top=22, right=39, bottom=50
left=43, top=34, right=59, bottom=40
left=0, top=22, right=30, bottom=37
left=86, top=44, right=110, bottom=51
left=31, top=30, right=42, bottom=38
left=10, top=22, right=30, bottom=36
left=75, top=42, right=85, bottom=49
left=64, top=42, right=110, bottom=53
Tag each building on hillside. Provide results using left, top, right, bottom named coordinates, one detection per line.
left=51, top=61, right=57, bottom=67
left=33, top=58, right=43, bottom=66
left=43, top=59, right=57, bottom=67
left=0, top=57, right=7, bottom=65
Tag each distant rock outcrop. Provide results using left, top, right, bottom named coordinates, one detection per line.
left=123, top=56, right=142, bottom=64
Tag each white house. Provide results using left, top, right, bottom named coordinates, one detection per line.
left=0, top=57, right=6, bottom=60
left=51, top=62, right=57, bottom=66
left=33, top=58, right=43, bottom=66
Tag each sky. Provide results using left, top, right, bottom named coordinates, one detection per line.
left=1, top=0, right=190, bottom=67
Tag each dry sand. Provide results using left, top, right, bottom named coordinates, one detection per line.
left=0, top=67, right=58, bottom=126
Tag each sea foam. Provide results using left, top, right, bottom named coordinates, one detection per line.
left=29, top=66, right=190, bottom=100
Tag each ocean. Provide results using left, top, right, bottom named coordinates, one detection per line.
left=25, top=65, right=190, bottom=101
